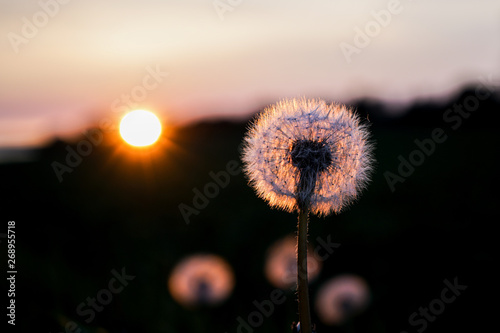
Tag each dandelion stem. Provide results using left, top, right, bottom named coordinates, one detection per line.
left=297, top=205, right=312, bottom=333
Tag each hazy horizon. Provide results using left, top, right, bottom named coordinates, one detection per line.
left=1, top=0, right=499, bottom=148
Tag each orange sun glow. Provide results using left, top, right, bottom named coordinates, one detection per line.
left=119, top=110, right=162, bottom=147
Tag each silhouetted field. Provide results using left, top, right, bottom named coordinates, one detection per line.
left=1, top=87, right=498, bottom=332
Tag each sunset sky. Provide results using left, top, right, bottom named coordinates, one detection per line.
left=1, top=0, right=499, bottom=148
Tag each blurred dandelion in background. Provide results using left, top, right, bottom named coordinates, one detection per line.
left=265, top=235, right=322, bottom=289
left=168, top=254, right=235, bottom=308
left=315, top=274, right=370, bottom=326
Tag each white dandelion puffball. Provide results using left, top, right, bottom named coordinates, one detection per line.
left=315, top=275, right=370, bottom=325
left=168, top=254, right=235, bottom=308
left=242, top=98, right=373, bottom=216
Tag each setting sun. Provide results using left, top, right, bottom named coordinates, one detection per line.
left=120, top=110, right=162, bottom=147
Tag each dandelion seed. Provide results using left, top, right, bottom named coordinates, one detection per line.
left=242, top=98, right=373, bottom=216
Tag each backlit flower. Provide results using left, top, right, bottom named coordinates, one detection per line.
left=168, top=254, right=234, bottom=308
left=242, top=98, right=373, bottom=216
left=265, top=235, right=322, bottom=289
left=315, top=274, right=370, bottom=325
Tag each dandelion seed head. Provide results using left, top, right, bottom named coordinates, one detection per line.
left=290, top=139, right=333, bottom=173
left=242, top=98, right=373, bottom=216
left=167, top=254, right=234, bottom=308
left=315, top=275, right=370, bottom=325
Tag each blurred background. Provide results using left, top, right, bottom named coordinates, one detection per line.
left=1, top=0, right=499, bottom=332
